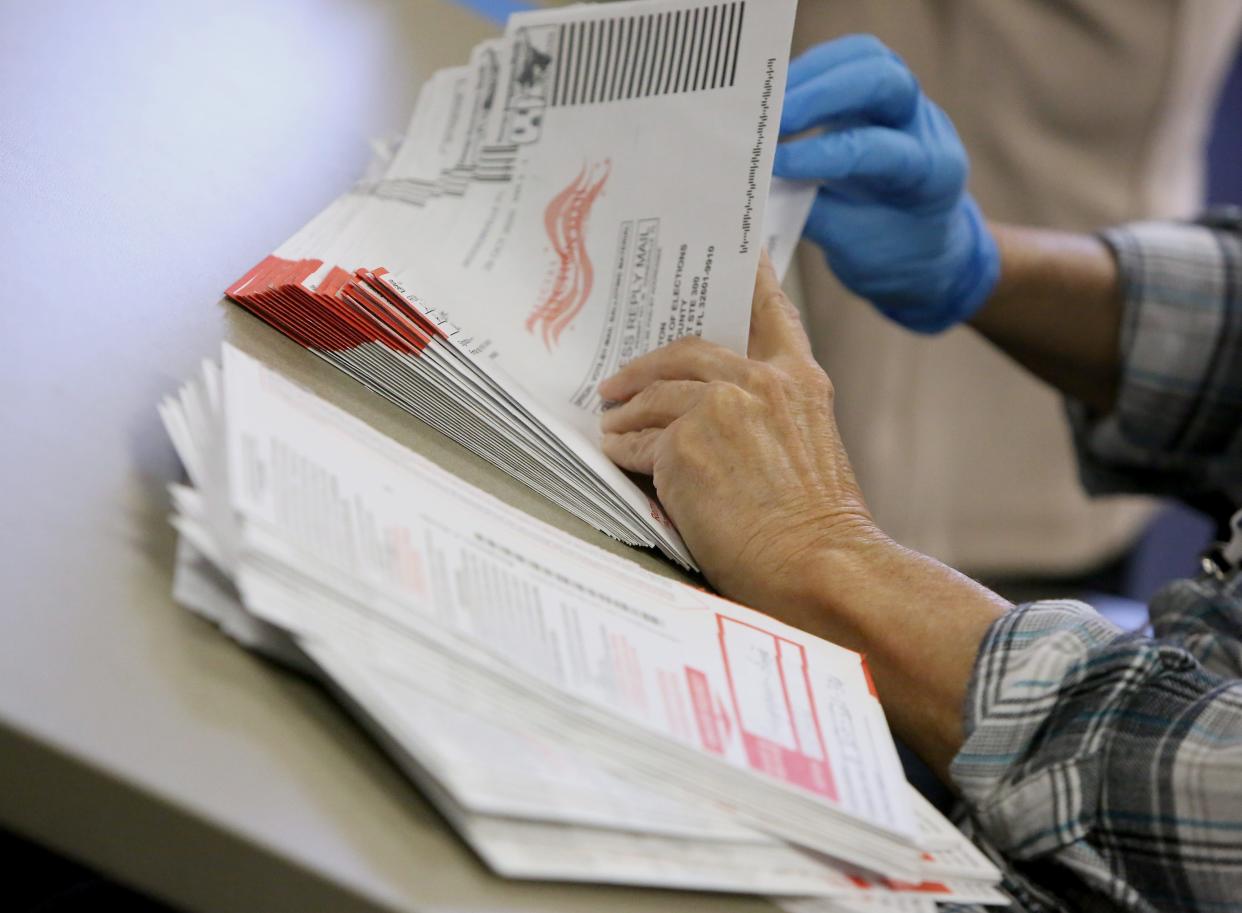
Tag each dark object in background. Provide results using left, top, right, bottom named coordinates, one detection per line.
left=1208, top=49, right=1242, bottom=207
left=3, top=827, right=175, bottom=912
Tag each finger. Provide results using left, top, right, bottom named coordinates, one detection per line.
left=601, top=428, right=662, bottom=475
left=773, top=126, right=927, bottom=195
left=601, top=380, right=706, bottom=434
left=599, top=337, right=751, bottom=403
left=800, top=187, right=891, bottom=277
left=781, top=54, right=919, bottom=135
left=786, top=34, right=893, bottom=90
left=800, top=187, right=849, bottom=253
left=748, top=249, right=813, bottom=362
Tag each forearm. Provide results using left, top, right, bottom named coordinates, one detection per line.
left=779, top=537, right=1009, bottom=785
left=969, top=223, right=1123, bottom=413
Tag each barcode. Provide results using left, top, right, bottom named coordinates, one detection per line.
left=551, top=2, right=745, bottom=107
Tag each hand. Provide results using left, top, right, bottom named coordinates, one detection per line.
left=601, top=254, right=1011, bottom=777
left=599, top=251, right=883, bottom=619
left=774, top=35, right=999, bottom=333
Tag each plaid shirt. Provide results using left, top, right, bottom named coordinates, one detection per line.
left=947, top=210, right=1242, bottom=912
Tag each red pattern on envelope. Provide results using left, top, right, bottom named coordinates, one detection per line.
left=526, top=161, right=611, bottom=349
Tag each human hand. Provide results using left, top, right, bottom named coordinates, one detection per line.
left=601, top=255, right=1011, bottom=775
left=774, top=35, right=999, bottom=333
left=599, top=251, right=883, bottom=617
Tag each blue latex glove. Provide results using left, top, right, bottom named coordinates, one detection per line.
left=774, top=35, right=999, bottom=334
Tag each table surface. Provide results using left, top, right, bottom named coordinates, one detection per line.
left=0, top=3, right=778, bottom=910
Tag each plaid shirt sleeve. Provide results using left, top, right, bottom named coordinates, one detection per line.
left=951, top=598, right=1242, bottom=912
left=1068, top=210, right=1242, bottom=506
left=946, top=214, right=1242, bottom=912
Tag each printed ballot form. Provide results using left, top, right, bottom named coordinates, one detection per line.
left=161, top=345, right=1007, bottom=905
left=222, top=343, right=912, bottom=856
left=221, top=0, right=815, bottom=569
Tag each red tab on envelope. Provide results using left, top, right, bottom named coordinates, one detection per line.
left=224, top=255, right=432, bottom=357
left=860, top=654, right=879, bottom=698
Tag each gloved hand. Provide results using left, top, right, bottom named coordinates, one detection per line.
left=774, top=35, right=999, bottom=334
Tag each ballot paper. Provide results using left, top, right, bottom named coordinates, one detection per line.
left=222, top=0, right=816, bottom=570
left=159, top=344, right=1007, bottom=906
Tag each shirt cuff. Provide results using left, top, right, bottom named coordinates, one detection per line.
left=950, top=600, right=1123, bottom=857
left=1068, top=220, right=1242, bottom=500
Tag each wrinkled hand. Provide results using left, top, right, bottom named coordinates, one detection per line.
left=599, top=252, right=880, bottom=614
left=774, top=35, right=999, bottom=333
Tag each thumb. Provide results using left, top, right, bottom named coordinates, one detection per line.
left=748, top=249, right=813, bottom=363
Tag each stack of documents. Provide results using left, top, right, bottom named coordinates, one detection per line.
left=221, top=0, right=818, bottom=570
left=160, top=344, right=1006, bottom=909
left=169, top=0, right=1009, bottom=905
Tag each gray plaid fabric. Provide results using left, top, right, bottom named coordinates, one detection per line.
left=1069, top=212, right=1242, bottom=505
left=946, top=213, right=1242, bottom=912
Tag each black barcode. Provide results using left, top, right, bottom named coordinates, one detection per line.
left=551, top=2, right=745, bottom=107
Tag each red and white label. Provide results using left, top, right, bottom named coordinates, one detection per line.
left=715, top=614, right=837, bottom=800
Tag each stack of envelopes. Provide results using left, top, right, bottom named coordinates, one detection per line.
left=167, top=0, right=1010, bottom=905
left=221, top=0, right=817, bottom=570
left=160, top=345, right=1006, bottom=908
